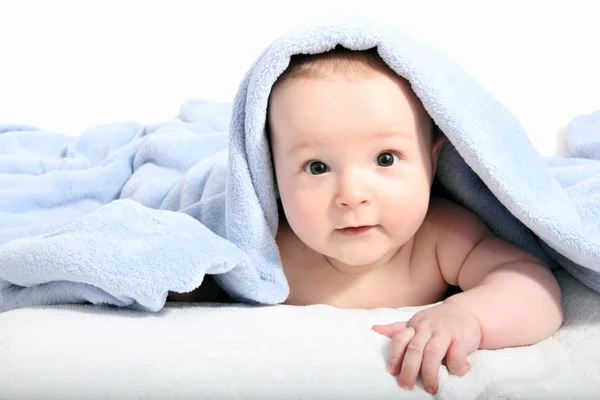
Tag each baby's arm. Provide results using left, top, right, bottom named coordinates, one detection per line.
left=434, top=199, right=563, bottom=349
left=373, top=199, right=563, bottom=394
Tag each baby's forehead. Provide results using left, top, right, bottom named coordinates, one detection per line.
left=269, top=72, right=432, bottom=139
left=272, top=52, right=427, bottom=112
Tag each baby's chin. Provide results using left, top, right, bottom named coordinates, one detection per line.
left=322, top=250, right=400, bottom=274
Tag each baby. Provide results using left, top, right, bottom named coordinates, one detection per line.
left=171, top=46, right=564, bottom=395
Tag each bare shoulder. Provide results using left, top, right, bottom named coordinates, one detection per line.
left=421, top=197, right=494, bottom=286
left=425, top=197, right=543, bottom=288
left=275, top=220, right=314, bottom=269
left=276, top=219, right=301, bottom=253
left=425, top=197, right=489, bottom=230
left=419, top=197, right=491, bottom=247
left=275, top=219, right=324, bottom=305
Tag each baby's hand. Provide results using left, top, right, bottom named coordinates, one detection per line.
left=372, top=303, right=481, bottom=395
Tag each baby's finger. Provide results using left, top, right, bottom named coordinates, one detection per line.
left=420, top=333, right=451, bottom=395
left=386, top=326, right=415, bottom=376
left=399, top=330, right=432, bottom=390
left=372, top=321, right=408, bottom=338
left=445, top=341, right=471, bottom=376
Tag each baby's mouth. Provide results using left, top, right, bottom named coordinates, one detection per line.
left=336, top=225, right=376, bottom=236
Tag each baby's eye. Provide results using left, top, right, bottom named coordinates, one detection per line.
left=303, top=161, right=329, bottom=175
left=375, top=151, right=399, bottom=167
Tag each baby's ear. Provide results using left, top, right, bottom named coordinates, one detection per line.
left=430, top=133, right=445, bottom=176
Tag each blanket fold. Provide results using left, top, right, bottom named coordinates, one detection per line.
left=1, top=19, right=599, bottom=313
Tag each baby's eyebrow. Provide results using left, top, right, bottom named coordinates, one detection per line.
left=287, top=141, right=316, bottom=156
left=287, top=130, right=409, bottom=155
left=373, top=130, right=410, bottom=140
left=287, top=136, right=330, bottom=155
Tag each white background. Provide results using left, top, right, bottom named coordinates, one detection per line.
left=1, top=0, right=599, bottom=156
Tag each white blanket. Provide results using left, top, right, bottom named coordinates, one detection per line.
left=1, top=269, right=598, bottom=400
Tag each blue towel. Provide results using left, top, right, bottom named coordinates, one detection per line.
left=1, top=19, right=599, bottom=313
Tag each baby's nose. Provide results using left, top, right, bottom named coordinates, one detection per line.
left=335, top=174, right=371, bottom=208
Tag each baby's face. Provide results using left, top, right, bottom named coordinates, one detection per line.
left=269, top=69, right=441, bottom=272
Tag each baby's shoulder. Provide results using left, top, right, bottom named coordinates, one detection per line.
left=275, top=219, right=313, bottom=260
left=421, top=197, right=492, bottom=242
left=276, top=219, right=297, bottom=247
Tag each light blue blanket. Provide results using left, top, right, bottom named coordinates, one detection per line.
left=1, top=19, right=599, bottom=313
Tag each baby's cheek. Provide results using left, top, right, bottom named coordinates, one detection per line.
left=285, top=200, right=324, bottom=242
left=291, top=202, right=317, bottom=229
left=385, top=190, right=429, bottom=229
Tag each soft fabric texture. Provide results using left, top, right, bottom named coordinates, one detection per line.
left=1, top=18, right=600, bottom=313
left=2, top=270, right=599, bottom=400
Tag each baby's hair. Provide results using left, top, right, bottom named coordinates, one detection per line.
left=268, top=45, right=440, bottom=143
left=273, top=45, right=395, bottom=89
